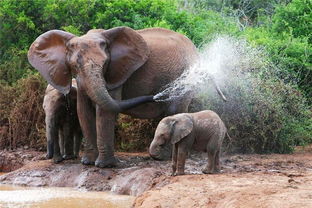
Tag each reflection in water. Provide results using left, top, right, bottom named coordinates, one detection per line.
left=0, top=184, right=134, bottom=208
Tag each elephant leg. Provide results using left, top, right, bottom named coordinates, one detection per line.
left=45, top=116, right=55, bottom=159
left=77, top=91, right=98, bottom=165
left=171, top=144, right=178, bottom=176
left=52, top=129, right=63, bottom=163
left=203, top=133, right=220, bottom=174
left=176, top=145, right=188, bottom=175
left=95, top=105, right=117, bottom=168
left=63, top=115, right=75, bottom=160
left=214, top=150, right=221, bottom=173
left=53, top=130, right=63, bottom=163
left=58, top=127, right=65, bottom=156
left=45, top=115, right=63, bottom=163
left=203, top=150, right=217, bottom=174
left=74, top=127, right=83, bottom=158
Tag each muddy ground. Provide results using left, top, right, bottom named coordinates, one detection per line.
left=0, top=148, right=312, bottom=208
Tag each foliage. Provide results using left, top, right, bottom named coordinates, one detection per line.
left=197, top=57, right=311, bottom=153
left=243, top=0, right=312, bottom=102
left=0, top=49, right=33, bottom=85
left=115, top=115, right=160, bottom=152
left=0, top=0, right=238, bottom=84
left=178, top=0, right=291, bottom=25
left=272, top=0, right=312, bottom=44
left=0, top=74, right=46, bottom=150
left=0, top=0, right=310, bottom=153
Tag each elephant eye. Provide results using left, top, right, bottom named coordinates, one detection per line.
left=66, top=42, right=74, bottom=49
left=159, top=143, right=166, bottom=147
left=99, top=41, right=107, bottom=50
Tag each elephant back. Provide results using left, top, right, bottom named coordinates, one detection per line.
left=122, top=28, right=198, bottom=98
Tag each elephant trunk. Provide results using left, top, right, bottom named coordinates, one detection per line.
left=149, top=141, right=171, bottom=161
left=149, top=142, right=158, bottom=159
left=149, top=147, right=163, bottom=160
left=119, top=96, right=154, bottom=111
left=84, top=68, right=154, bottom=112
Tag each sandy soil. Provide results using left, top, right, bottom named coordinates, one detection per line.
left=1, top=148, right=312, bottom=208
left=134, top=149, right=312, bottom=208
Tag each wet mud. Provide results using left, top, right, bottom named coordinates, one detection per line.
left=0, top=184, right=134, bottom=208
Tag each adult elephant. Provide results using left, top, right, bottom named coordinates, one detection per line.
left=28, top=26, right=224, bottom=168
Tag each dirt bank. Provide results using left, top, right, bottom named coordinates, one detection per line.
left=134, top=152, right=312, bottom=208
left=0, top=151, right=169, bottom=196
left=0, top=149, right=312, bottom=207
left=0, top=149, right=45, bottom=172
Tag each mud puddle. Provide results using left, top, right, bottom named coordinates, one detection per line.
left=0, top=184, right=134, bottom=208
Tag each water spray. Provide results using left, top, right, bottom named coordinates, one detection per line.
left=152, top=36, right=266, bottom=104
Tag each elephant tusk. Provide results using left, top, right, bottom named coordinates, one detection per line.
left=215, top=84, right=227, bottom=102
left=210, top=74, right=227, bottom=102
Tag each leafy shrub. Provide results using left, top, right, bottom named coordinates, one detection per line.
left=272, top=0, right=312, bottom=44
left=115, top=115, right=160, bottom=152
left=198, top=81, right=311, bottom=154
left=0, top=74, right=46, bottom=150
left=0, top=74, right=159, bottom=152
left=194, top=37, right=311, bottom=153
left=0, top=0, right=238, bottom=83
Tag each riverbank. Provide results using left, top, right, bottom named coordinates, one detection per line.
left=0, top=148, right=312, bottom=207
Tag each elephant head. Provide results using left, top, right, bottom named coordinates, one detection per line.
left=149, top=114, right=193, bottom=160
left=28, top=27, right=153, bottom=112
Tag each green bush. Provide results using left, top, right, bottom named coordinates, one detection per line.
left=0, top=0, right=310, bottom=153
left=272, top=0, right=312, bottom=44
left=195, top=39, right=311, bottom=153
left=243, top=0, right=312, bottom=102
left=0, top=74, right=46, bottom=150
left=199, top=77, right=311, bottom=153
left=0, top=0, right=239, bottom=84
left=115, top=115, right=160, bottom=152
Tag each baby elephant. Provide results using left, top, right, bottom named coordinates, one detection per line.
left=149, top=110, right=227, bottom=175
left=43, top=79, right=82, bottom=163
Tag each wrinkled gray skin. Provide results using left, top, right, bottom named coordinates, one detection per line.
left=28, top=26, right=225, bottom=168
left=43, top=79, right=82, bottom=163
left=149, top=110, right=227, bottom=175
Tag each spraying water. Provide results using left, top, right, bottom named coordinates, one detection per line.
left=153, top=36, right=265, bottom=102
left=152, top=35, right=310, bottom=154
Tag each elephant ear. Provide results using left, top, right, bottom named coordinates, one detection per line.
left=171, top=115, right=193, bottom=144
left=103, top=27, right=150, bottom=90
left=28, top=30, right=75, bottom=94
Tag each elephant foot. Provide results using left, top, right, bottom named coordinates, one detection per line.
left=176, top=171, right=185, bottom=176
left=202, top=168, right=219, bottom=174
left=63, top=154, right=77, bottom=160
left=53, top=155, right=64, bottom=164
left=46, top=153, right=53, bottom=159
left=81, top=156, right=95, bottom=165
left=95, top=157, right=117, bottom=168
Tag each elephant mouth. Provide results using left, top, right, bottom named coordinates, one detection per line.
left=149, top=154, right=164, bottom=161
left=149, top=145, right=172, bottom=161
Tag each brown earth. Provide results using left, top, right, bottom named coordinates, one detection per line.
left=0, top=151, right=167, bottom=196
left=0, top=148, right=312, bottom=208
left=133, top=150, right=312, bottom=208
